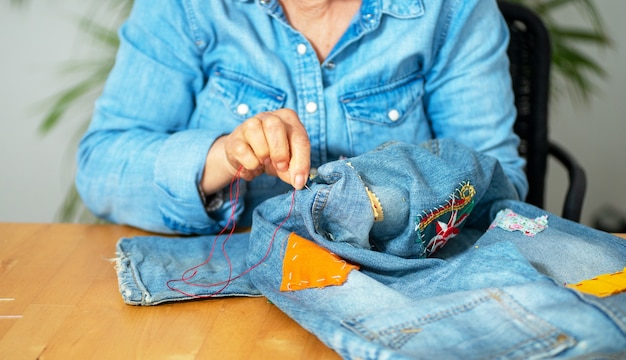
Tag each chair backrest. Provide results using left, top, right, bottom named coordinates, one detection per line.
left=498, top=1, right=551, bottom=210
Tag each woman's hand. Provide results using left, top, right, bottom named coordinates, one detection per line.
left=201, top=109, right=311, bottom=195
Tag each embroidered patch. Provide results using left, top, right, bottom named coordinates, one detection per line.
left=415, top=181, right=476, bottom=257
left=566, top=268, right=626, bottom=298
left=280, top=233, right=359, bottom=292
left=489, top=208, right=548, bottom=236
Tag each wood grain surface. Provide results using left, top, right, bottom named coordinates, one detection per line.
left=0, top=223, right=340, bottom=360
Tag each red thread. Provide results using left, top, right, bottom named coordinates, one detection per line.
left=166, top=166, right=297, bottom=298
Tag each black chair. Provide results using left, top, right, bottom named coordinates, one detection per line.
left=498, top=1, right=587, bottom=222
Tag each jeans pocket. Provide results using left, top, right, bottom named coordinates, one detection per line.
left=342, top=288, right=575, bottom=360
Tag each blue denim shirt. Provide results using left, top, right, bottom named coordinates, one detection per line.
left=76, top=0, right=527, bottom=234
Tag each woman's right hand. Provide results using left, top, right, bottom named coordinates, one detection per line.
left=201, top=108, right=311, bottom=195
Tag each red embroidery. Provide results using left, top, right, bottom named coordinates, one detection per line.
left=416, top=182, right=476, bottom=256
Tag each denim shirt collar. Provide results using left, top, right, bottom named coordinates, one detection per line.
left=246, top=0, right=425, bottom=19
left=251, top=0, right=425, bottom=37
left=379, top=0, right=425, bottom=18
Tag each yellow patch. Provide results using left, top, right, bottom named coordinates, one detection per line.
left=566, top=268, right=626, bottom=298
left=280, top=233, right=359, bottom=292
left=366, top=187, right=384, bottom=222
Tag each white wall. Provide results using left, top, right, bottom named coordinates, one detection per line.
left=1, top=1, right=93, bottom=222
left=1, top=1, right=625, bottom=226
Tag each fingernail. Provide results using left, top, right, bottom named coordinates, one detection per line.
left=294, top=174, right=305, bottom=190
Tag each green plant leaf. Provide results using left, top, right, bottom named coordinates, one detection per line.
left=554, top=44, right=607, bottom=80
left=78, top=18, right=121, bottom=48
left=551, top=40, right=608, bottom=100
left=538, top=0, right=583, bottom=11
left=37, top=75, right=105, bottom=134
left=550, top=27, right=610, bottom=45
left=516, top=0, right=612, bottom=101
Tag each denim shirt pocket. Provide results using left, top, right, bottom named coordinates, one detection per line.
left=209, top=67, right=287, bottom=120
left=340, top=72, right=426, bottom=155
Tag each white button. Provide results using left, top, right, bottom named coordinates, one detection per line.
left=236, top=103, right=250, bottom=116
left=388, top=109, right=400, bottom=121
left=363, top=13, right=375, bottom=23
left=306, top=102, right=318, bottom=113
left=297, top=43, right=307, bottom=55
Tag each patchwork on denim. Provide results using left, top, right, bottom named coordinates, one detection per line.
left=280, top=232, right=359, bottom=291
left=415, top=181, right=476, bottom=256
left=114, top=140, right=626, bottom=358
left=567, top=268, right=626, bottom=298
left=489, top=208, right=549, bottom=236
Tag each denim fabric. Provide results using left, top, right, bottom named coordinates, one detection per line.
left=115, top=140, right=626, bottom=359
left=77, top=0, right=527, bottom=234
left=115, top=232, right=260, bottom=305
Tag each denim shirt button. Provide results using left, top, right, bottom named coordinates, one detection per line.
left=362, top=13, right=375, bottom=23
left=324, top=61, right=336, bottom=70
left=388, top=109, right=400, bottom=121
left=297, top=43, right=307, bottom=55
left=236, top=103, right=250, bottom=116
left=306, top=102, right=318, bottom=113
left=259, top=0, right=270, bottom=5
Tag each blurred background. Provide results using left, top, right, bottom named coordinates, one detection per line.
left=1, top=0, right=625, bottom=231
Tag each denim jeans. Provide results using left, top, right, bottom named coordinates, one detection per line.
left=116, top=140, right=626, bottom=359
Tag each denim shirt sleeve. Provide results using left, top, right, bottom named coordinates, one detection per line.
left=423, top=0, right=528, bottom=200
left=75, top=0, right=238, bottom=234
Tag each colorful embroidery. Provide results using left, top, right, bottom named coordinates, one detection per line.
left=280, top=233, right=359, bottom=292
left=415, top=181, right=476, bottom=257
left=489, top=208, right=548, bottom=236
left=566, top=268, right=626, bottom=298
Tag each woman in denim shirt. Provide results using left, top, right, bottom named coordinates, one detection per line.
left=76, top=0, right=527, bottom=234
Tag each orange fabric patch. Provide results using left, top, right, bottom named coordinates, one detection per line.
left=566, top=268, right=626, bottom=298
left=280, top=233, right=359, bottom=292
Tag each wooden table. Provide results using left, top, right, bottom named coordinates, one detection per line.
left=0, top=223, right=340, bottom=360
left=2, top=223, right=624, bottom=359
